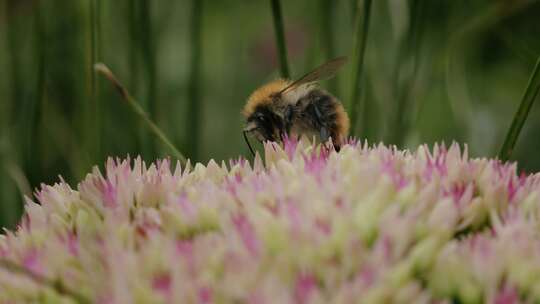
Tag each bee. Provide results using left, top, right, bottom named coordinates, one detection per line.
left=242, top=56, right=350, bottom=156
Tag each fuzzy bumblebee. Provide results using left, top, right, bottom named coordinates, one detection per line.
left=242, top=57, right=350, bottom=155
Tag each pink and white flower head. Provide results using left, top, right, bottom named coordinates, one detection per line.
left=1, top=138, right=540, bottom=303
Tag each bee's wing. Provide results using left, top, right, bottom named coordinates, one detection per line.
left=279, top=56, right=347, bottom=95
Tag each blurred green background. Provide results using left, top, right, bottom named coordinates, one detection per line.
left=0, top=0, right=539, bottom=228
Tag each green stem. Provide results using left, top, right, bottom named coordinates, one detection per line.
left=6, top=2, right=22, bottom=110
left=127, top=0, right=144, bottom=153
left=127, top=0, right=139, bottom=92
left=270, top=0, right=290, bottom=78
left=187, top=0, right=203, bottom=161
left=5, top=0, right=24, bottom=223
left=139, top=0, right=157, bottom=156
left=320, top=0, right=337, bottom=93
left=0, top=1, right=7, bottom=228
left=349, top=0, right=372, bottom=135
left=26, top=0, right=46, bottom=187
left=499, top=55, right=540, bottom=162
left=95, top=64, right=187, bottom=165
left=89, top=0, right=101, bottom=159
left=0, top=155, right=19, bottom=228
left=390, top=0, right=425, bottom=146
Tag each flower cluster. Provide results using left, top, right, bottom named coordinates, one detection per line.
left=1, top=139, right=540, bottom=303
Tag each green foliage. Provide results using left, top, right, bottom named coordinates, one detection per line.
left=0, top=0, right=539, bottom=228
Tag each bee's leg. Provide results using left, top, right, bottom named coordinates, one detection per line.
left=312, top=105, right=330, bottom=144
left=320, top=126, right=330, bottom=144
left=284, top=105, right=294, bottom=136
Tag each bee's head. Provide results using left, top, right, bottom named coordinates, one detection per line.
left=243, top=105, right=285, bottom=157
left=242, top=79, right=290, bottom=155
left=244, top=105, right=284, bottom=142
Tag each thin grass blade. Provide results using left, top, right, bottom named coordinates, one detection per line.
left=95, top=63, right=187, bottom=165
left=499, top=55, right=540, bottom=162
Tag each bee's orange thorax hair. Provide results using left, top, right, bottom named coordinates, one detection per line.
left=335, top=102, right=350, bottom=144
left=242, top=79, right=290, bottom=118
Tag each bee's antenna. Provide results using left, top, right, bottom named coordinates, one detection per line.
left=243, top=130, right=256, bottom=157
